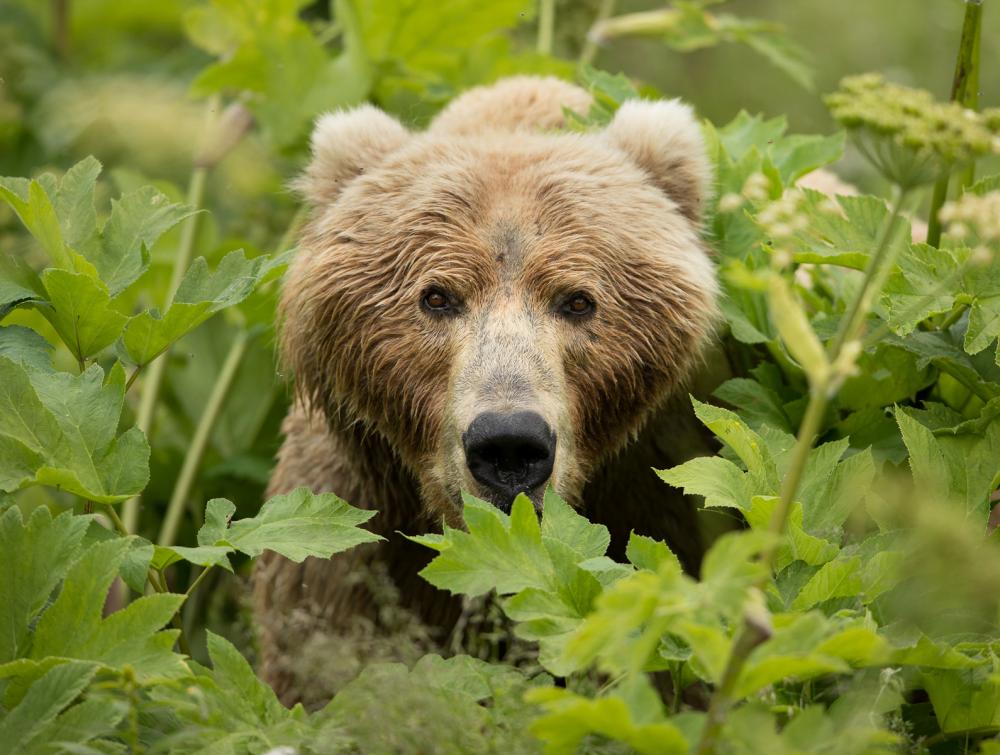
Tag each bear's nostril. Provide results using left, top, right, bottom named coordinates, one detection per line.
left=462, top=411, right=556, bottom=511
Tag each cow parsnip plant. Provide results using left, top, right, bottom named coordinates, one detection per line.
left=3, top=0, right=1000, bottom=753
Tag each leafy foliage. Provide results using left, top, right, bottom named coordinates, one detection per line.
left=3, top=0, right=1000, bottom=752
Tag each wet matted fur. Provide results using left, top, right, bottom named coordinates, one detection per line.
left=253, top=76, right=719, bottom=704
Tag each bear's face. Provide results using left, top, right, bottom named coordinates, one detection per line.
left=283, top=94, right=717, bottom=520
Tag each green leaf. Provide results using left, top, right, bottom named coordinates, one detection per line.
left=770, top=132, right=845, bottom=185
left=0, top=255, right=47, bottom=319
left=0, top=358, right=149, bottom=502
left=780, top=191, right=909, bottom=271
left=897, top=407, right=1000, bottom=520
left=689, top=397, right=779, bottom=489
left=540, top=487, right=609, bottom=560
left=0, top=329, right=51, bottom=377
left=883, top=242, right=1000, bottom=364
left=626, top=533, right=681, bottom=573
left=38, top=269, right=128, bottom=362
left=0, top=179, right=72, bottom=270
left=210, top=488, right=381, bottom=561
left=657, top=455, right=752, bottom=511
left=188, top=0, right=369, bottom=147
left=0, top=508, right=90, bottom=664
left=20, top=694, right=126, bottom=754
left=745, top=496, right=838, bottom=571
left=713, top=377, right=793, bottom=433
left=51, top=156, right=101, bottom=250
left=882, top=243, right=963, bottom=335
left=923, top=662, right=1000, bottom=734
left=416, top=494, right=553, bottom=596
left=0, top=662, right=99, bottom=750
left=527, top=685, right=688, bottom=755
left=120, top=249, right=281, bottom=366
left=94, top=185, right=195, bottom=295
left=205, top=630, right=288, bottom=723
left=791, top=557, right=863, bottom=610
left=413, top=493, right=605, bottom=675
left=27, top=538, right=187, bottom=681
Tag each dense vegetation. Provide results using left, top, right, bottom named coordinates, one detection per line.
left=2, top=1, right=1000, bottom=752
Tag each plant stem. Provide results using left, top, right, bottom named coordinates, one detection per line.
left=185, top=565, right=214, bottom=597
left=537, top=0, right=555, bottom=55
left=104, top=504, right=129, bottom=537
left=925, top=0, right=982, bottom=247
left=51, top=0, right=70, bottom=58
left=695, top=188, right=912, bottom=755
left=157, top=330, right=249, bottom=548
left=121, top=166, right=208, bottom=535
left=939, top=303, right=968, bottom=331
left=830, top=190, right=909, bottom=357
left=580, top=0, right=616, bottom=66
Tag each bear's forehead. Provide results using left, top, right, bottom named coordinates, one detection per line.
left=370, top=133, right=660, bottom=220
left=317, top=131, right=708, bottom=292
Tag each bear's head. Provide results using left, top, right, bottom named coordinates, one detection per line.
left=282, top=77, right=718, bottom=521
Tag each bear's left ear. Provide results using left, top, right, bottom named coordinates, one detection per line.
left=294, top=105, right=411, bottom=206
left=604, top=99, right=712, bottom=223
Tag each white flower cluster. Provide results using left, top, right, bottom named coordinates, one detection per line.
left=940, top=190, right=1000, bottom=266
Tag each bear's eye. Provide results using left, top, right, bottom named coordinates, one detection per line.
left=561, top=292, right=595, bottom=318
left=422, top=288, right=455, bottom=314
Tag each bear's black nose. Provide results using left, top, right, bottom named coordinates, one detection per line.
left=462, top=411, right=556, bottom=512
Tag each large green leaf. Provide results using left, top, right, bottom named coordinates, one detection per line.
left=38, top=269, right=128, bottom=361
left=92, top=185, right=196, bottom=295
left=0, top=326, right=53, bottom=371
left=412, top=492, right=606, bottom=675
left=24, top=538, right=186, bottom=680
left=897, top=407, right=1000, bottom=520
left=0, top=254, right=47, bottom=319
left=0, top=358, right=149, bottom=502
left=0, top=508, right=90, bottom=664
left=0, top=662, right=102, bottom=751
left=776, top=191, right=910, bottom=271
left=120, top=249, right=283, bottom=366
left=0, top=178, right=74, bottom=270
left=2, top=159, right=190, bottom=295
left=527, top=682, right=688, bottom=755
left=884, top=242, right=1000, bottom=364
left=154, top=489, right=382, bottom=572
left=187, top=0, right=368, bottom=148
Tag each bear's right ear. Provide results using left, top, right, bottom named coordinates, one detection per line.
left=603, top=99, right=712, bottom=224
left=294, top=105, right=410, bottom=205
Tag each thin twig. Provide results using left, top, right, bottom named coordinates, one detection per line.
left=580, top=0, right=616, bottom=67
left=925, top=0, right=982, bottom=247
left=157, top=329, right=250, bottom=548
left=537, top=0, right=555, bottom=55
left=121, top=165, right=209, bottom=536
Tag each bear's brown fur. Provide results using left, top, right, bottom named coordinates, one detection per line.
left=253, top=76, right=719, bottom=704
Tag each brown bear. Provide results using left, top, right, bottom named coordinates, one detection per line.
left=253, top=76, right=719, bottom=704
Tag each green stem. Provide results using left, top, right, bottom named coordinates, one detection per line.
left=830, top=190, right=909, bottom=357
left=695, top=383, right=830, bottom=754
left=580, top=0, right=616, bottom=66
left=925, top=0, right=982, bottom=247
left=157, top=330, right=250, bottom=548
left=185, top=565, right=213, bottom=597
left=537, top=0, right=555, bottom=55
left=103, top=504, right=128, bottom=537
left=695, top=188, right=913, bottom=755
left=51, top=0, right=70, bottom=58
left=937, top=358, right=995, bottom=404
left=121, top=167, right=208, bottom=535
left=939, top=303, right=968, bottom=331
